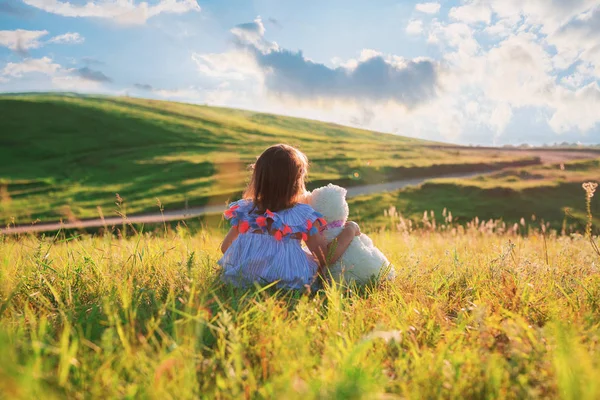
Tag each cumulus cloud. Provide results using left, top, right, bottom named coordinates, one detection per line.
left=191, top=51, right=261, bottom=80
left=2, top=57, right=61, bottom=77
left=419, top=1, right=600, bottom=142
left=415, top=2, right=440, bottom=14
left=198, top=17, right=440, bottom=108
left=0, top=54, right=114, bottom=93
left=549, top=82, right=600, bottom=133
left=0, top=29, right=48, bottom=55
left=230, top=17, right=276, bottom=52
left=552, top=7, right=600, bottom=75
left=75, top=67, right=112, bottom=82
left=185, top=4, right=600, bottom=143
left=0, top=29, right=84, bottom=56
left=256, top=51, right=437, bottom=107
left=488, top=0, right=597, bottom=34
left=48, top=32, right=84, bottom=44
left=406, top=19, right=424, bottom=35
left=449, top=1, right=492, bottom=24
left=21, top=0, right=201, bottom=25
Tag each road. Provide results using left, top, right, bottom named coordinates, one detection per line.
left=1, top=170, right=494, bottom=235
left=2, top=148, right=598, bottom=235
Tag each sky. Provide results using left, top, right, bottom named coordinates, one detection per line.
left=1, top=0, right=600, bottom=146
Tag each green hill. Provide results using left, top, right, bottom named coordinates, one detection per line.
left=0, top=94, right=534, bottom=225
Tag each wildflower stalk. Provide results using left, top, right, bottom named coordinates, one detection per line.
left=582, top=182, right=600, bottom=257
left=582, top=182, right=598, bottom=238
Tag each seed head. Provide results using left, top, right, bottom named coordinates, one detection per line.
left=583, top=182, right=598, bottom=198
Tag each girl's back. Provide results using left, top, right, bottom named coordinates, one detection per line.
left=218, top=199, right=326, bottom=290
left=218, top=144, right=360, bottom=291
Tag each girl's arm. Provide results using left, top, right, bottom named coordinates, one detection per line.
left=305, top=221, right=360, bottom=268
left=220, top=227, right=239, bottom=254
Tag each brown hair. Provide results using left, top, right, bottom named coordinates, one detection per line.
left=244, top=144, right=309, bottom=213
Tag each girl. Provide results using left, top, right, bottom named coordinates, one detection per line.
left=219, top=144, right=360, bottom=290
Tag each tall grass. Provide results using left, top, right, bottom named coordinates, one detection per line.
left=1, top=223, right=599, bottom=399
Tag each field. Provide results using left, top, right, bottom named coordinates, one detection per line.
left=0, top=94, right=541, bottom=226
left=1, top=225, right=600, bottom=399
left=350, top=159, right=600, bottom=233
left=2, top=93, right=600, bottom=399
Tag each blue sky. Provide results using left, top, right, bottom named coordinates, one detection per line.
left=1, top=0, right=600, bottom=146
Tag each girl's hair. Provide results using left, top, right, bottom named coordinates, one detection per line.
left=244, top=144, right=309, bottom=212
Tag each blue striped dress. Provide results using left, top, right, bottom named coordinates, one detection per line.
left=218, top=199, right=326, bottom=290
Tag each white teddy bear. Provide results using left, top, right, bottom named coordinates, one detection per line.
left=307, top=183, right=394, bottom=285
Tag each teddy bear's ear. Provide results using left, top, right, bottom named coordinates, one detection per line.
left=326, top=183, right=347, bottom=198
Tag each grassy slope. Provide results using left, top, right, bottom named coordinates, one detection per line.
left=350, top=159, right=600, bottom=231
left=1, top=230, right=599, bottom=398
left=0, top=94, right=535, bottom=225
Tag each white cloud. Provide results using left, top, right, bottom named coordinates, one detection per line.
left=549, top=82, right=600, bottom=133
left=488, top=0, right=597, bottom=34
left=2, top=57, right=61, bottom=77
left=47, top=32, right=84, bottom=44
left=0, top=29, right=85, bottom=55
left=415, top=2, right=441, bottom=14
left=191, top=51, right=261, bottom=81
left=1, top=56, right=113, bottom=93
left=422, top=4, right=600, bottom=142
left=490, top=103, right=513, bottom=138
left=224, top=18, right=440, bottom=108
left=449, top=1, right=493, bottom=24
left=21, top=0, right=201, bottom=25
left=230, top=17, right=277, bottom=52
left=551, top=7, right=600, bottom=77
left=0, top=29, right=48, bottom=53
left=482, top=33, right=554, bottom=107
left=406, top=19, right=424, bottom=35
left=190, top=5, right=600, bottom=143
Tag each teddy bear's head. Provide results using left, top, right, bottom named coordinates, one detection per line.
left=308, top=183, right=349, bottom=224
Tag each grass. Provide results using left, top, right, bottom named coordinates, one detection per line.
left=0, top=93, right=537, bottom=225
left=2, top=93, right=599, bottom=398
left=350, top=159, right=600, bottom=232
left=1, top=225, right=599, bottom=399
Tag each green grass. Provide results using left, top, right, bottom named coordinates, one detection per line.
left=1, top=227, right=599, bottom=399
left=0, top=93, right=536, bottom=225
left=350, top=159, right=600, bottom=232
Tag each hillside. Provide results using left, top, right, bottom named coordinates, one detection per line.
left=350, top=159, right=600, bottom=232
left=0, top=94, right=536, bottom=225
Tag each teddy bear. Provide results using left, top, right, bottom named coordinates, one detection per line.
left=307, top=183, right=394, bottom=285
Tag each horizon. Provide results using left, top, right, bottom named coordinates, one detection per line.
left=1, top=1, right=600, bottom=146
left=3, top=90, right=600, bottom=148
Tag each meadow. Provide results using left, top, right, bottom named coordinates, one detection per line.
left=1, top=220, right=599, bottom=399
left=2, top=93, right=600, bottom=399
left=350, top=159, right=600, bottom=233
left=0, top=94, right=538, bottom=226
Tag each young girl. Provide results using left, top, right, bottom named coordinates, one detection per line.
left=219, top=144, right=360, bottom=290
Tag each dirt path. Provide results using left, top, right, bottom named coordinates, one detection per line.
left=2, top=149, right=598, bottom=235
left=1, top=171, right=495, bottom=235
